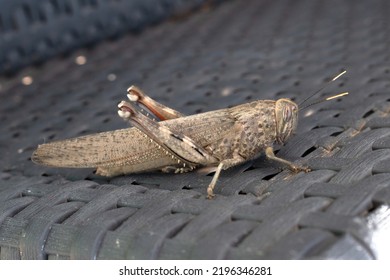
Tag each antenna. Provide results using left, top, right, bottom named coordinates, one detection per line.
left=299, top=91, right=349, bottom=111
left=298, top=70, right=347, bottom=107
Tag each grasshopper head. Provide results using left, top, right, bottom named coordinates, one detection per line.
left=275, top=98, right=298, bottom=144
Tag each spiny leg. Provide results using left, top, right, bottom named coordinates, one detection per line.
left=207, top=155, right=246, bottom=199
left=118, top=100, right=217, bottom=167
left=127, top=85, right=185, bottom=121
left=265, top=146, right=311, bottom=172
left=161, top=165, right=195, bottom=174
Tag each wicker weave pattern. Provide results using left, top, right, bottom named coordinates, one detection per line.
left=1, top=0, right=390, bottom=259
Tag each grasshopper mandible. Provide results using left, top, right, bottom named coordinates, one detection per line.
left=32, top=71, right=348, bottom=198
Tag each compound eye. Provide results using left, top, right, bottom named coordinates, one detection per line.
left=283, top=106, right=292, bottom=122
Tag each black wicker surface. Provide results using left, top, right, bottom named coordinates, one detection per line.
left=0, top=0, right=214, bottom=75
left=1, top=0, right=390, bottom=259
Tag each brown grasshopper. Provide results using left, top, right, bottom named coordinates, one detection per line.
left=32, top=71, right=348, bottom=198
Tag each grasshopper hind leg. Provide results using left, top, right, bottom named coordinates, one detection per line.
left=118, top=101, right=217, bottom=167
left=127, top=86, right=185, bottom=121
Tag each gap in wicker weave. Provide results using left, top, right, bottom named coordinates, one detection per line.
left=330, top=131, right=343, bottom=137
left=301, top=146, right=317, bottom=157
left=262, top=173, right=279, bottom=181
left=365, top=201, right=381, bottom=215
left=363, top=109, right=375, bottom=118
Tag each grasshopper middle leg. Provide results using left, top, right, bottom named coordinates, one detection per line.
left=207, top=155, right=246, bottom=199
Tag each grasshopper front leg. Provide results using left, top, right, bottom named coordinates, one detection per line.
left=127, top=86, right=185, bottom=120
left=265, top=147, right=311, bottom=173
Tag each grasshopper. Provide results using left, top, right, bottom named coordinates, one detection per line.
left=32, top=71, right=348, bottom=198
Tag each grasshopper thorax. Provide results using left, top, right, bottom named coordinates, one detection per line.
left=274, top=98, right=298, bottom=144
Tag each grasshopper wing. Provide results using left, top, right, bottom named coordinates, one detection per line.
left=32, top=128, right=171, bottom=170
